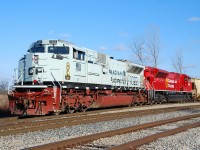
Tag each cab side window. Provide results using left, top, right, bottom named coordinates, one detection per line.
left=73, top=48, right=85, bottom=60
left=48, top=46, right=69, bottom=54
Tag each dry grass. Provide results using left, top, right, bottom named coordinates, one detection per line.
left=0, top=94, right=10, bottom=117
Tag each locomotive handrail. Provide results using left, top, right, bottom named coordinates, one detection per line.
left=7, top=76, right=14, bottom=94
left=51, top=72, right=62, bottom=104
left=145, top=80, right=155, bottom=99
left=13, top=85, right=48, bottom=88
left=13, top=68, right=22, bottom=84
left=57, top=81, right=62, bottom=103
left=50, top=72, right=56, bottom=86
left=8, top=68, right=22, bottom=94
left=19, top=68, right=24, bottom=85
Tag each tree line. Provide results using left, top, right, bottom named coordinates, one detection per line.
left=129, top=26, right=184, bottom=74
left=0, top=81, right=8, bottom=94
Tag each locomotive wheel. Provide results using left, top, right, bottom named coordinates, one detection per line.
left=150, top=101, right=155, bottom=105
left=182, top=96, right=186, bottom=103
left=54, top=109, right=61, bottom=115
left=131, top=103, right=136, bottom=106
left=54, top=112, right=60, bottom=115
left=127, top=103, right=132, bottom=107
left=134, top=103, right=139, bottom=106
left=186, top=94, right=192, bottom=102
left=66, top=106, right=75, bottom=114
left=139, top=102, right=143, bottom=106
left=160, top=95, right=167, bottom=104
left=80, top=105, right=88, bottom=112
left=155, top=94, right=161, bottom=104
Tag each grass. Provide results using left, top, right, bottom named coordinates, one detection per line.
left=0, top=94, right=10, bottom=117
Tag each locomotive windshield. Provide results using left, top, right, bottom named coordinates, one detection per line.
left=29, top=46, right=45, bottom=53
left=48, top=46, right=69, bottom=54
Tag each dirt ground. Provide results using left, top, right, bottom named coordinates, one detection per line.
left=0, top=94, right=10, bottom=117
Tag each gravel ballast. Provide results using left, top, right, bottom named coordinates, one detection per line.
left=140, top=126, right=200, bottom=150
left=1, top=108, right=200, bottom=149
left=89, top=118, right=200, bottom=150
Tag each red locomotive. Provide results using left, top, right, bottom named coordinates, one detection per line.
left=144, top=66, right=192, bottom=103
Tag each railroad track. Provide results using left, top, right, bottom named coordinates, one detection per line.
left=0, top=116, right=18, bottom=125
left=0, top=102, right=198, bottom=126
left=0, top=104, right=200, bottom=137
left=0, top=105, right=139, bottom=127
left=110, top=122, right=200, bottom=150
left=28, top=113, right=200, bottom=150
left=0, top=107, right=117, bottom=125
left=0, top=104, right=199, bottom=137
left=0, top=103, right=150, bottom=125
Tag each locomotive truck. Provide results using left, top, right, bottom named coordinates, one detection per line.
left=8, top=40, right=193, bottom=116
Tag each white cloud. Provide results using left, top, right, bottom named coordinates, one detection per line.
left=59, top=33, right=71, bottom=38
left=187, top=17, right=200, bottom=22
left=114, top=44, right=128, bottom=51
left=99, top=46, right=108, bottom=51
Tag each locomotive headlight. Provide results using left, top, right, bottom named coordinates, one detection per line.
left=28, top=67, right=34, bottom=75
left=49, top=40, right=57, bottom=45
left=33, top=55, right=39, bottom=64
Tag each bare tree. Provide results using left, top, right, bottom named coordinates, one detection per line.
left=0, top=81, right=8, bottom=94
left=129, top=36, right=146, bottom=65
left=172, top=49, right=184, bottom=74
left=146, top=26, right=161, bottom=68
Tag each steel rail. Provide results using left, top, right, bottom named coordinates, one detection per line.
left=28, top=113, right=200, bottom=150
left=0, top=103, right=155, bottom=125
left=0, top=105, right=198, bottom=137
left=0, top=105, right=134, bottom=125
left=0, top=116, right=18, bottom=124
left=1, top=103, right=199, bottom=127
left=110, top=122, right=200, bottom=150
left=0, top=107, right=126, bottom=125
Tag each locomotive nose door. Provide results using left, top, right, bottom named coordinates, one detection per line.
left=33, top=54, right=47, bottom=82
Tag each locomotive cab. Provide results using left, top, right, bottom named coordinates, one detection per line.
left=15, top=40, right=71, bottom=86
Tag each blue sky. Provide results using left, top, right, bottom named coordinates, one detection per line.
left=0, top=0, right=200, bottom=80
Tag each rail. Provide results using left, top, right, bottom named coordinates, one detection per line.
left=110, top=122, right=200, bottom=150
left=1, top=105, right=199, bottom=137
left=28, top=113, right=200, bottom=150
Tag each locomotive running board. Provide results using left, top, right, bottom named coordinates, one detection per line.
left=13, top=85, right=48, bottom=88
